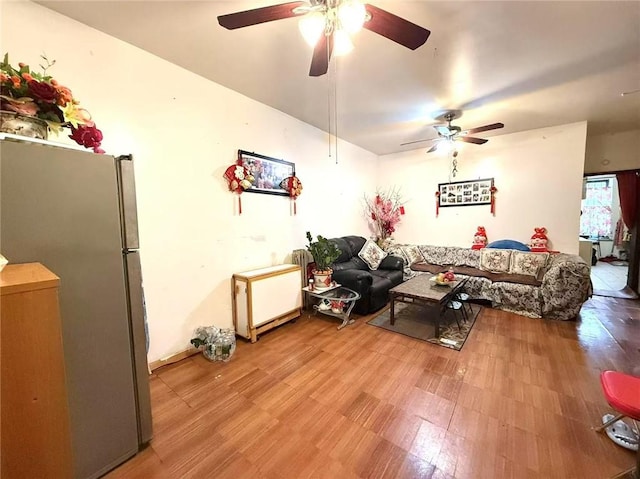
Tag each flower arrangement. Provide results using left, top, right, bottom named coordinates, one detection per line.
left=0, top=54, right=104, bottom=153
left=363, top=187, right=406, bottom=247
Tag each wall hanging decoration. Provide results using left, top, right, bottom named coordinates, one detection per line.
left=223, top=163, right=254, bottom=214
left=238, top=149, right=295, bottom=196
left=471, top=226, right=488, bottom=250
left=530, top=227, right=549, bottom=252
left=490, top=185, right=498, bottom=216
left=280, top=175, right=303, bottom=214
left=0, top=53, right=104, bottom=153
left=437, top=178, right=495, bottom=213
left=363, top=187, right=406, bottom=249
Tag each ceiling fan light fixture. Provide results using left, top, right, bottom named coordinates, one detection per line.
left=298, top=11, right=326, bottom=47
left=333, top=29, right=354, bottom=56
left=437, top=139, right=455, bottom=153
left=337, top=0, right=366, bottom=34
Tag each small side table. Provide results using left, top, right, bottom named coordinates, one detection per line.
left=302, top=285, right=361, bottom=330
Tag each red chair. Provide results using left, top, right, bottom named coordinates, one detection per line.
left=595, top=371, right=640, bottom=478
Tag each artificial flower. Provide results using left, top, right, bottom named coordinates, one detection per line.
left=363, top=187, right=406, bottom=245
left=1, top=53, right=104, bottom=153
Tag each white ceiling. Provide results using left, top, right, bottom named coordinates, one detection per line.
left=40, top=1, right=640, bottom=155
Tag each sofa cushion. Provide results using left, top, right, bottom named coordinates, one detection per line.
left=419, top=245, right=457, bottom=265
left=343, top=236, right=366, bottom=256
left=332, top=257, right=368, bottom=272
left=479, top=248, right=512, bottom=273
left=509, top=251, right=549, bottom=277
left=399, top=245, right=424, bottom=265
left=330, top=237, right=354, bottom=263
left=358, top=239, right=388, bottom=270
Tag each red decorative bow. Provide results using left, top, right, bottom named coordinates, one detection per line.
left=279, top=175, right=303, bottom=214
left=223, top=164, right=254, bottom=214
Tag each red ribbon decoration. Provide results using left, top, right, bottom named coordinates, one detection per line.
left=223, top=164, right=254, bottom=215
left=490, top=186, right=498, bottom=215
left=435, top=191, right=440, bottom=217
left=280, top=175, right=303, bottom=215
left=399, top=206, right=405, bottom=215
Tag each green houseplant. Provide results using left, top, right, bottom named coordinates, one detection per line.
left=306, top=231, right=341, bottom=289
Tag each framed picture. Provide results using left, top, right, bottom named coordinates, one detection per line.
left=238, top=150, right=295, bottom=197
left=438, top=178, right=493, bottom=207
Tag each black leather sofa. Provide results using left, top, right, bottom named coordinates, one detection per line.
left=329, top=235, right=404, bottom=315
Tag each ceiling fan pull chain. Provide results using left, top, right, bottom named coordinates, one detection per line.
left=327, top=52, right=332, bottom=160
left=334, top=57, right=338, bottom=164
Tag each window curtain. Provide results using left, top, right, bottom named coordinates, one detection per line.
left=616, top=170, right=640, bottom=229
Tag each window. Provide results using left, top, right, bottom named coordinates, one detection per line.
left=580, top=178, right=613, bottom=238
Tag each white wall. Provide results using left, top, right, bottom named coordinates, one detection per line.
left=1, top=1, right=377, bottom=362
left=378, top=122, right=588, bottom=254
left=585, top=129, right=640, bottom=174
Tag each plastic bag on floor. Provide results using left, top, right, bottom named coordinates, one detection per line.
left=190, top=326, right=236, bottom=362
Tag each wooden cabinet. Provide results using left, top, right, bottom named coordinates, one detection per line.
left=1, top=263, right=73, bottom=478
left=232, top=264, right=302, bottom=342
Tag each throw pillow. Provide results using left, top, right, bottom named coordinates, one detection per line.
left=510, top=251, right=549, bottom=277
left=479, top=248, right=512, bottom=273
left=358, top=239, right=388, bottom=270
left=486, top=239, right=531, bottom=251
left=400, top=245, right=424, bottom=265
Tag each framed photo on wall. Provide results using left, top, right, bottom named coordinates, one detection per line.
left=238, top=150, right=295, bottom=197
left=438, top=178, right=494, bottom=207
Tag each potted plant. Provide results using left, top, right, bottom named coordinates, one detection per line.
left=306, top=231, right=341, bottom=289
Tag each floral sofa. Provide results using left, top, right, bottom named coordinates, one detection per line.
left=386, top=244, right=592, bottom=320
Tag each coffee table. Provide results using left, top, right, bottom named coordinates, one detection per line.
left=388, top=275, right=464, bottom=338
left=303, top=285, right=361, bottom=330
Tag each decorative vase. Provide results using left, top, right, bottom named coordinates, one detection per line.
left=0, top=110, right=49, bottom=140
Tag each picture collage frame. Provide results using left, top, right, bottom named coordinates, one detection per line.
left=438, top=178, right=494, bottom=207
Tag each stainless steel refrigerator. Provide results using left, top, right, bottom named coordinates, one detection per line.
left=0, top=138, right=152, bottom=479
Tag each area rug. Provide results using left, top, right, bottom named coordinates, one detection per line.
left=367, top=302, right=482, bottom=351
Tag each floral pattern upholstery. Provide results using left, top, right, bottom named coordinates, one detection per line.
left=409, top=245, right=591, bottom=320
left=510, top=251, right=549, bottom=277
left=358, top=239, right=388, bottom=270
left=480, top=249, right=512, bottom=273
left=541, top=253, right=592, bottom=319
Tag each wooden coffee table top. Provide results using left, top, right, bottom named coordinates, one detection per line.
left=390, top=274, right=458, bottom=302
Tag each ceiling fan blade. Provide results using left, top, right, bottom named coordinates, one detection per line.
left=464, top=122, right=504, bottom=135
left=363, top=4, right=431, bottom=50
left=309, top=34, right=333, bottom=77
left=400, top=138, right=438, bottom=146
left=427, top=143, right=439, bottom=153
left=457, top=136, right=488, bottom=145
left=218, top=1, right=306, bottom=30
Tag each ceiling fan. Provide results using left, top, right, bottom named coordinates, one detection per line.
left=402, top=110, right=505, bottom=153
left=217, top=1, right=431, bottom=77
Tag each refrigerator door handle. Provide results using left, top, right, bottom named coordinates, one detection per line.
left=116, top=155, right=140, bottom=250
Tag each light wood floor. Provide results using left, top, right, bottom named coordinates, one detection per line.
left=591, top=261, right=629, bottom=292
left=108, top=296, right=640, bottom=479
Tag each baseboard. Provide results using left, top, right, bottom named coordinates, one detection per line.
left=148, top=348, right=199, bottom=372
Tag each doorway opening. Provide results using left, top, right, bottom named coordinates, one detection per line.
left=581, top=173, right=638, bottom=299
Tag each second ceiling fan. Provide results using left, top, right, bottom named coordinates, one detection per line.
left=402, top=111, right=505, bottom=153
left=218, top=0, right=431, bottom=77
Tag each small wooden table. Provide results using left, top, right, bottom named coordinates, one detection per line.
left=388, top=275, right=464, bottom=338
